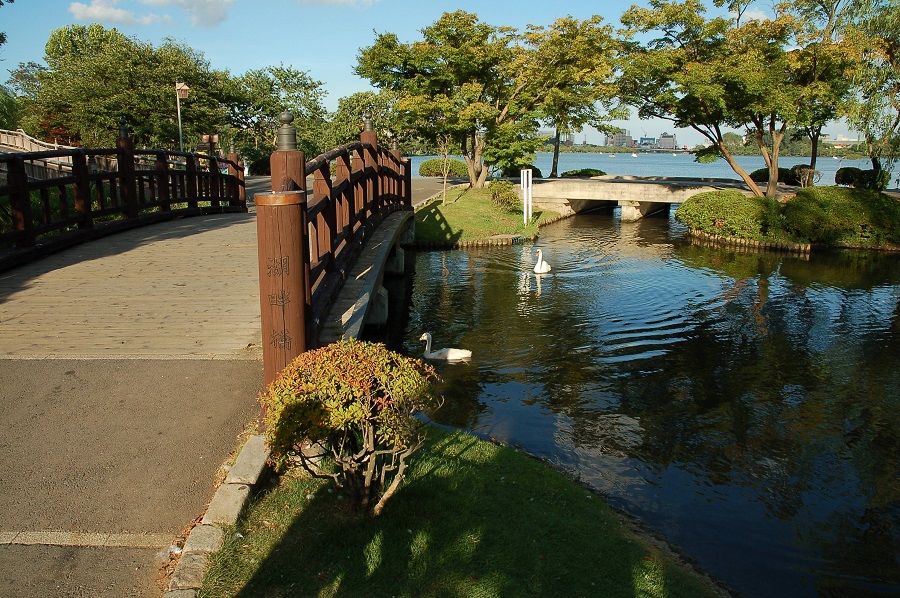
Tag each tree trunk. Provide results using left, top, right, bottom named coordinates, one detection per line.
left=464, top=134, right=489, bottom=188
left=809, top=128, right=820, bottom=172
left=718, top=142, right=765, bottom=197
left=550, top=129, right=561, bottom=178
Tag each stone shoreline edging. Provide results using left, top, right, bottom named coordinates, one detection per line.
left=688, top=228, right=812, bottom=256
left=163, top=434, right=270, bottom=597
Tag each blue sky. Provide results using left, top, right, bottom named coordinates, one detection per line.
left=0, top=0, right=856, bottom=146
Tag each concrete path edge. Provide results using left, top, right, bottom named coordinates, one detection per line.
left=164, top=434, right=270, bottom=597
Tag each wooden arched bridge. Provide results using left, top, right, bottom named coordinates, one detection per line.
left=1, top=117, right=413, bottom=383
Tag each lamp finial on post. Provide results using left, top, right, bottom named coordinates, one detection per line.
left=118, top=117, right=129, bottom=139
left=276, top=112, right=297, bottom=151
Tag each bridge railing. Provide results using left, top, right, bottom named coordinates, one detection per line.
left=0, top=126, right=246, bottom=269
left=256, top=113, right=411, bottom=384
left=0, top=128, right=78, bottom=153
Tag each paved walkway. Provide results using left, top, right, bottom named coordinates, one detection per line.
left=0, top=175, right=443, bottom=596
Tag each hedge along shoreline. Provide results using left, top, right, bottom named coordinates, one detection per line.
left=687, top=228, right=812, bottom=256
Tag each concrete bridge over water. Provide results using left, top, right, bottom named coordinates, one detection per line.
left=530, top=175, right=757, bottom=221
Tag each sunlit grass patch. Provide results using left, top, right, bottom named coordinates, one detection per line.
left=200, top=427, right=725, bottom=597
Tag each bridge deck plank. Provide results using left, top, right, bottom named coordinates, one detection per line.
left=0, top=213, right=262, bottom=359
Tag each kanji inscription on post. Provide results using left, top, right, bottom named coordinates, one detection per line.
left=270, top=330, right=292, bottom=350
left=268, top=290, right=290, bottom=306
left=267, top=256, right=289, bottom=277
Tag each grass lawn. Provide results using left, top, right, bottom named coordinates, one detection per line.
left=415, top=186, right=560, bottom=244
left=200, top=427, right=726, bottom=597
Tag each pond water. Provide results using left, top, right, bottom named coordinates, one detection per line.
left=370, top=212, right=900, bottom=597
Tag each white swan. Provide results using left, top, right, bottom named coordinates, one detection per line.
left=419, top=332, right=472, bottom=361
left=534, top=249, right=552, bottom=274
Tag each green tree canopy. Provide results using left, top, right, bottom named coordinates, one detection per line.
left=229, top=65, right=327, bottom=157
left=357, top=11, right=619, bottom=187
left=10, top=24, right=230, bottom=148
left=846, top=0, right=900, bottom=180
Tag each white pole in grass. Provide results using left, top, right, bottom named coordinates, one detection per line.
left=521, top=168, right=533, bottom=224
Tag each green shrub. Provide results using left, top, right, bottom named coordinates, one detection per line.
left=561, top=168, right=607, bottom=178
left=675, top=190, right=781, bottom=239
left=834, top=167, right=889, bottom=190
left=489, top=179, right=521, bottom=213
left=749, top=166, right=803, bottom=185
left=260, top=339, right=441, bottom=516
left=834, top=167, right=861, bottom=186
left=419, top=158, right=468, bottom=178
left=783, top=186, right=900, bottom=244
left=501, top=164, right=543, bottom=178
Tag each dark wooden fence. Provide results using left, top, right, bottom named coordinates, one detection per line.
left=0, top=127, right=246, bottom=270
left=256, top=114, right=411, bottom=384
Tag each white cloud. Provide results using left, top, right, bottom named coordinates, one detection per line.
left=69, top=0, right=169, bottom=25
left=140, top=0, right=235, bottom=27
left=736, top=9, right=771, bottom=23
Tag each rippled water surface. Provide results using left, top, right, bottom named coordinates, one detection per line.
left=374, top=212, right=900, bottom=597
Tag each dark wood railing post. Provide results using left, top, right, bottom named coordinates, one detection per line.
left=257, top=112, right=309, bottom=385
left=155, top=151, right=171, bottom=212
left=116, top=118, right=138, bottom=218
left=227, top=152, right=246, bottom=208
left=402, top=157, right=412, bottom=208
left=209, top=156, right=222, bottom=209
left=8, top=155, right=35, bottom=247
left=186, top=154, right=199, bottom=209
left=72, top=150, right=93, bottom=229
left=335, top=153, right=351, bottom=237
left=361, top=116, right=378, bottom=220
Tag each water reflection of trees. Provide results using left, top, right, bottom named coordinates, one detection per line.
left=405, top=240, right=899, bottom=593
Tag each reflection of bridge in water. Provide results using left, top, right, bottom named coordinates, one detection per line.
left=531, top=175, right=758, bottom=221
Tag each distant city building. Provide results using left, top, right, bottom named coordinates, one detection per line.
left=639, top=136, right=656, bottom=147
left=658, top=132, right=677, bottom=150
left=822, top=134, right=861, bottom=149
left=611, top=130, right=632, bottom=147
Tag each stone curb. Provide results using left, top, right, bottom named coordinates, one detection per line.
left=164, top=434, right=270, bottom=597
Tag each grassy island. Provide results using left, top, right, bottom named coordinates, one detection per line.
left=201, top=427, right=725, bottom=597
left=676, top=186, right=900, bottom=250
left=414, top=185, right=560, bottom=245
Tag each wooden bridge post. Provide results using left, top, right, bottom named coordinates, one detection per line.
left=155, top=151, right=171, bottom=212
left=227, top=151, right=246, bottom=207
left=71, top=150, right=94, bottom=228
left=186, top=155, right=199, bottom=209
left=7, top=155, right=35, bottom=247
left=270, top=112, right=305, bottom=192
left=257, top=112, right=310, bottom=385
left=116, top=118, right=138, bottom=218
left=361, top=116, right=378, bottom=220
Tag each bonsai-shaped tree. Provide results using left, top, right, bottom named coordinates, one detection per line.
left=260, top=339, right=441, bottom=516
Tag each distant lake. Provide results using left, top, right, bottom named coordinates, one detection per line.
left=408, top=152, right=897, bottom=187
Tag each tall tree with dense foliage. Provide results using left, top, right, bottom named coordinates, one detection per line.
left=527, top=16, right=623, bottom=178
left=228, top=65, right=327, bottom=157
left=846, top=0, right=900, bottom=183
left=621, top=0, right=845, bottom=198
left=787, top=0, right=858, bottom=174
left=619, top=0, right=766, bottom=196
left=9, top=24, right=230, bottom=147
left=322, top=90, right=404, bottom=149
left=357, top=11, right=619, bottom=187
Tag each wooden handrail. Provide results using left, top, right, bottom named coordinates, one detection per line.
left=0, top=138, right=247, bottom=271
